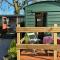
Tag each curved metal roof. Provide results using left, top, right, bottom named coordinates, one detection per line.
left=24, top=1, right=60, bottom=7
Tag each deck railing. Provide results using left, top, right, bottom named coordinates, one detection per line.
left=16, top=24, right=60, bottom=60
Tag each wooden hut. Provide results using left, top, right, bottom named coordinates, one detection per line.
left=25, top=1, right=60, bottom=27
left=24, top=1, right=60, bottom=42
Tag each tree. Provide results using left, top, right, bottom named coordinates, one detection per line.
left=0, top=0, right=23, bottom=59
left=0, top=0, right=22, bottom=15
left=13, top=0, right=21, bottom=14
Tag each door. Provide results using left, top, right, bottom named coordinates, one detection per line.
left=35, top=12, right=43, bottom=27
left=35, top=12, right=47, bottom=43
left=35, top=12, right=47, bottom=27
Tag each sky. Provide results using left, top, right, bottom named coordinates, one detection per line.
left=0, top=0, right=24, bottom=15
left=0, top=0, right=14, bottom=15
left=0, top=0, right=33, bottom=15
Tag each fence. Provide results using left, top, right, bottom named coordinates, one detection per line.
left=16, top=24, right=60, bottom=60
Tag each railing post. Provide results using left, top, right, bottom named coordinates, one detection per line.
left=17, top=17, right=20, bottom=60
left=54, top=24, right=57, bottom=60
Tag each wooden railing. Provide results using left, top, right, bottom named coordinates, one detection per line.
left=16, top=24, right=60, bottom=60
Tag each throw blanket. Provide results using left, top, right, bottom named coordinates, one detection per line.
left=43, top=36, right=60, bottom=44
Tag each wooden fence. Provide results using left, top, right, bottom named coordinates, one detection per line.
left=16, top=24, right=60, bottom=60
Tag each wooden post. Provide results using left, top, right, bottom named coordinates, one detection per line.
left=54, top=24, right=57, bottom=60
left=17, top=17, right=20, bottom=60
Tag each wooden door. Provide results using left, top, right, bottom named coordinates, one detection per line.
left=35, top=12, right=47, bottom=27
left=35, top=12, right=43, bottom=27
left=35, top=12, right=47, bottom=43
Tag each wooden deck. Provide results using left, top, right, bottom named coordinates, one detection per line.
left=16, top=24, right=60, bottom=60
left=21, top=50, right=60, bottom=60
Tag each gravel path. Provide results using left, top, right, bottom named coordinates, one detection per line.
left=0, top=38, right=12, bottom=60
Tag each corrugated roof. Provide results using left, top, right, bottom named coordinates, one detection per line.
left=24, top=1, right=60, bottom=7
